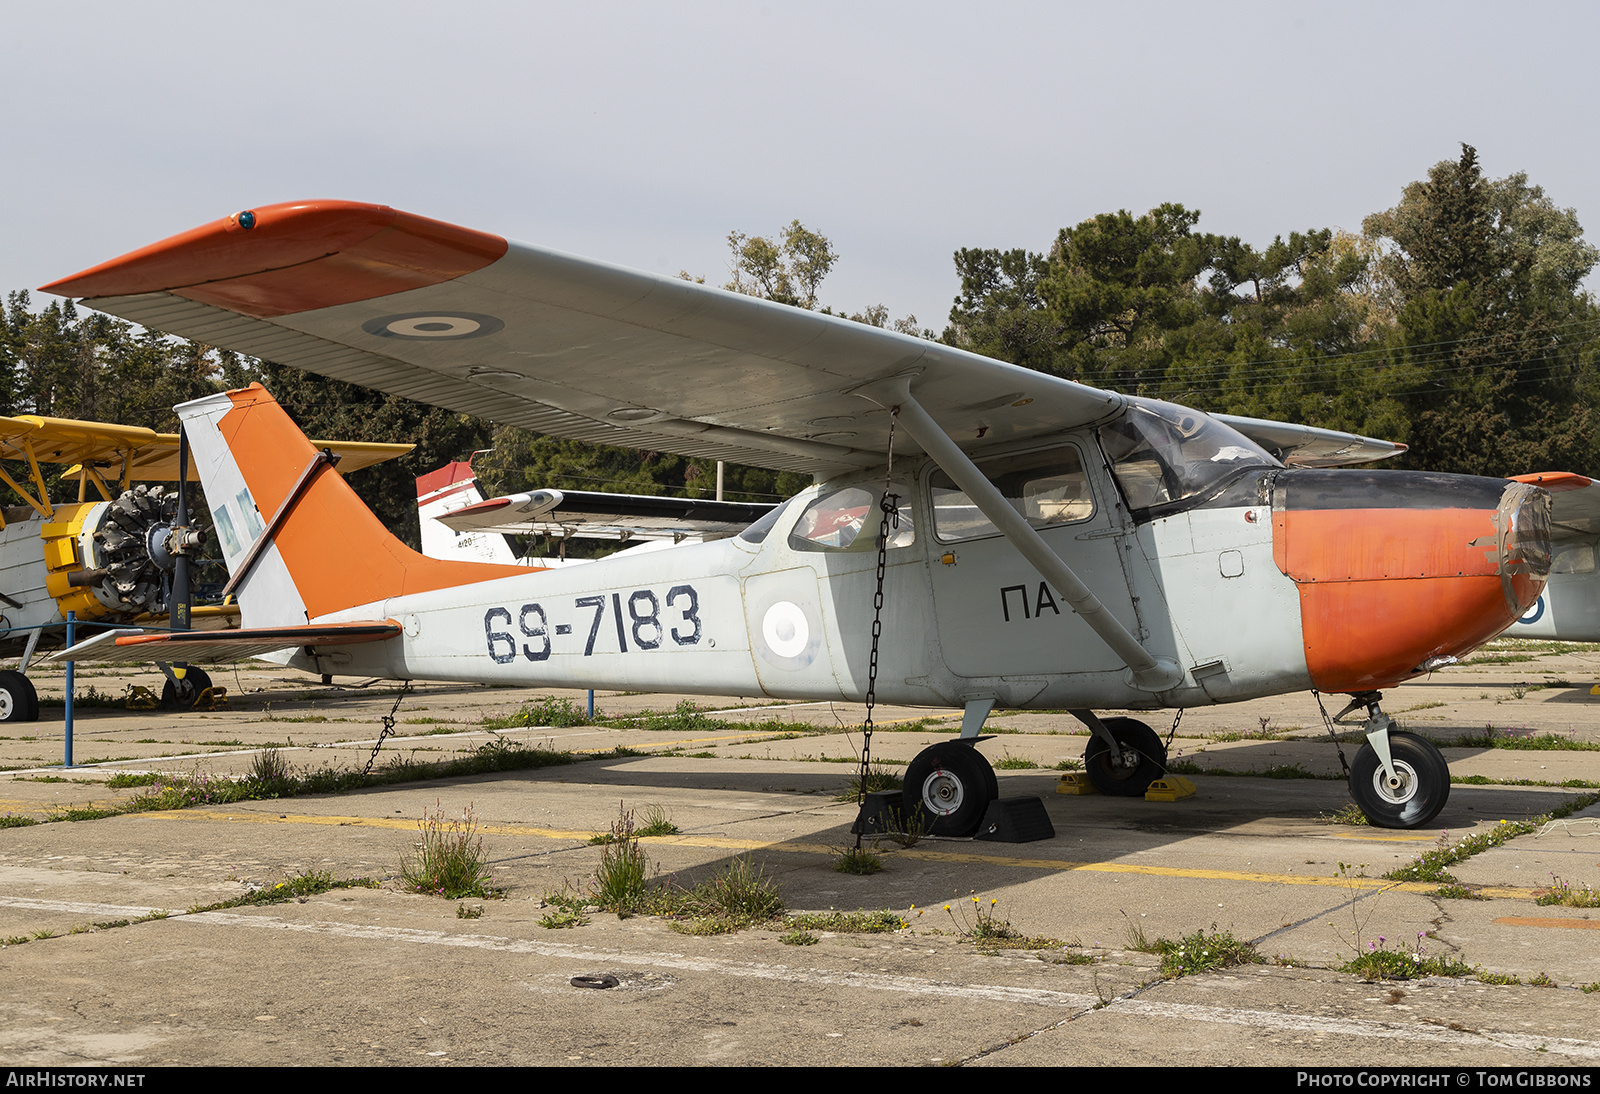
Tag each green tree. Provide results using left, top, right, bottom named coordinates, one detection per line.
left=1362, top=144, right=1600, bottom=476
left=725, top=220, right=838, bottom=309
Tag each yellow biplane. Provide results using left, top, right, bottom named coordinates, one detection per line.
left=0, top=413, right=409, bottom=717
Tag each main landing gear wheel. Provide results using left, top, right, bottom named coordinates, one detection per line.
left=0, top=671, right=38, bottom=722
left=902, top=741, right=999, bottom=837
left=1349, top=730, right=1449, bottom=829
left=161, top=667, right=213, bottom=711
left=1083, top=716, right=1166, bottom=796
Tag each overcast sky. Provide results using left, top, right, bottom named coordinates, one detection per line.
left=5, top=1, right=1597, bottom=332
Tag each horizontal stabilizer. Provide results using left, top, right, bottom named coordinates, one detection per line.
left=45, top=621, right=401, bottom=665
left=440, top=488, right=776, bottom=541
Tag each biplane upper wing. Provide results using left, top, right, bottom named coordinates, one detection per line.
left=0, top=414, right=412, bottom=483
left=1211, top=413, right=1405, bottom=467
left=41, top=202, right=1127, bottom=474
left=440, top=488, right=775, bottom=540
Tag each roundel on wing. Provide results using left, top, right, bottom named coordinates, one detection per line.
left=362, top=312, right=504, bottom=340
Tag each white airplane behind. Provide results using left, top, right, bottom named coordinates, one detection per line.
left=42, top=201, right=1564, bottom=833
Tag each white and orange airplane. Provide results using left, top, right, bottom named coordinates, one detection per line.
left=39, top=201, right=1564, bottom=831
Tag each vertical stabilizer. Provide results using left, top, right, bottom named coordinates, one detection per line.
left=177, top=384, right=530, bottom=626
left=416, top=461, right=524, bottom=565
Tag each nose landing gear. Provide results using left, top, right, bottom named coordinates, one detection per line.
left=1331, top=691, right=1450, bottom=828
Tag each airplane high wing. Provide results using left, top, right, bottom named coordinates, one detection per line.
left=41, top=201, right=1557, bottom=832
left=1211, top=414, right=1405, bottom=468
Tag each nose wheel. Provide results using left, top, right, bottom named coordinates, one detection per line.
left=1348, top=731, right=1449, bottom=828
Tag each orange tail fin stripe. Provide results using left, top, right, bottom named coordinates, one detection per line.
left=219, top=385, right=531, bottom=618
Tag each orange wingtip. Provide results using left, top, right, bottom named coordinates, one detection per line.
left=1510, top=472, right=1592, bottom=492
left=40, top=200, right=507, bottom=318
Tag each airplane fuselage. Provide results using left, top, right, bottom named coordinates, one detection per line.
left=294, top=449, right=1546, bottom=712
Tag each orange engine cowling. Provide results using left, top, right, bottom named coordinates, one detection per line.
left=1272, top=470, right=1551, bottom=693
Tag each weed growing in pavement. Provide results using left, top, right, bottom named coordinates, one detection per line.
left=456, top=904, right=484, bottom=920
left=636, top=803, right=678, bottom=837
left=0, top=814, right=38, bottom=827
left=538, top=904, right=589, bottom=929
left=993, top=751, right=1039, bottom=769
left=1529, top=972, right=1557, bottom=987
left=685, top=856, right=783, bottom=922
left=787, top=909, right=906, bottom=933
left=1122, top=911, right=1157, bottom=953
left=1581, top=983, right=1600, bottom=995
left=835, top=763, right=903, bottom=802
left=880, top=803, right=928, bottom=849
left=1535, top=875, right=1600, bottom=908
left=1339, top=932, right=1472, bottom=981
left=926, top=894, right=1064, bottom=951
left=1385, top=793, right=1600, bottom=884
left=781, top=928, right=819, bottom=945
left=834, top=845, right=883, bottom=875
left=126, top=769, right=252, bottom=811
left=1450, top=725, right=1600, bottom=752
left=47, top=806, right=118, bottom=822
left=398, top=801, right=496, bottom=899
left=246, top=748, right=294, bottom=797
left=104, top=773, right=163, bottom=788
left=589, top=808, right=650, bottom=911
left=1053, top=757, right=1084, bottom=771
left=1148, top=927, right=1263, bottom=978
left=187, top=870, right=377, bottom=914
left=1319, top=803, right=1371, bottom=826
left=482, top=695, right=593, bottom=729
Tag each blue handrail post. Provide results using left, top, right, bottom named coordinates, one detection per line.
left=587, top=689, right=594, bottom=720
left=64, top=611, right=75, bottom=768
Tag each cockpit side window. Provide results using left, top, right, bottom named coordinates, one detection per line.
left=737, top=496, right=798, bottom=544
left=1098, top=398, right=1279, bottom=518
left=788, top=485, right=914, bottom=553
left=931, top=445, right=1094, bottom=542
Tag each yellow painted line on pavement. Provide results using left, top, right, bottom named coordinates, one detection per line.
left=134, top=806, right=1541, bottom=900
left=1493, top=916, right=1600, bottom=930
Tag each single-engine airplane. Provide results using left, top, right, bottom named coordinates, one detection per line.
left=40, top=201, right=1560, bottom=830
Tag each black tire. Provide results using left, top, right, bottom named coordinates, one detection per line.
left=161, top=666, right=213, bottom=711
left=0, top=671, right=38, bottom=722
left=902, top=742, right=999, bottom=837
left=1349, top=731, right=1449, bottom=829
left=1083, top=716, right=1166, bottom=796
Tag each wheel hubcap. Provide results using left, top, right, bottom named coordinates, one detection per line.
left=921, top=769, right=964, bottom=816
left=1371, top=759, right=1419, bottom=805
left=0, top=692, right=11, bottom=719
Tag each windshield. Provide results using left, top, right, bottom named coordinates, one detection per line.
left=1097, top=398, right=1280, bottom=517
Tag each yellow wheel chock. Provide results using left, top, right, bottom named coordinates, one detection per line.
left=1055, top=772, right=1096, bottom=795
left=124, top=685, right=160, bottom=710
left=1144, top=775, right=1197, bottom=802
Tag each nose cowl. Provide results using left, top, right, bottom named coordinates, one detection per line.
left=1272, top=470, right=1552, bottom=693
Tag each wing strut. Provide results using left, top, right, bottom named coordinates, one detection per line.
left=852, top=375, right=1184, bottom=693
